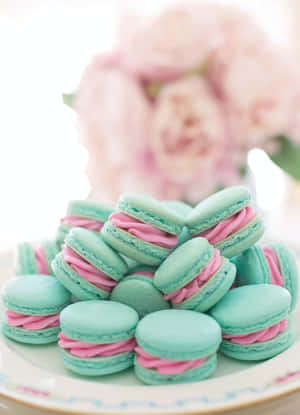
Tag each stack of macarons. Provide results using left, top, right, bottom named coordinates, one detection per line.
left=3, top=186, right=298, bottom=385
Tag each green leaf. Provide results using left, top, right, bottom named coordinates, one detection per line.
left=271, top=136, right=300, bottom=181
left=62, top=93, right=75, bottom=109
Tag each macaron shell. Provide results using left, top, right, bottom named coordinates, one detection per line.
left=110, top=275, right=170, bottom=318
left=162, top=201, right=192, bottom=247
left=174, top=258, right=236, bottom=312
left=66, top=200, right=114, bottom=222
left=134, top=353, right=217, bottom=385
left=235, top=246, right=270, bottom=286
left=16, top=242, right=38, bottom=275
left=186, top=186, right=251, bottom=235
left=136, top=310, right=221, bottom=360
left=209, top=285, right=291, bottom=334
left=52, top=253, right=110, bottom=301
left=60, top=301, right=138, bottom=343
left=66, top=228, right=128, bottom=281
left=2, top=275, right=71, bottom=315
left=2, top=320, right=60, bottom=344
left=43, top=240, right=59, bottom=275
left=117, top=193, right=184, bottom=235
left=215, top=216, right=264, bottom=258
left=220, top=322, right=294, bottom=361
left=55, top=224, right=71, bottom=249
left=60, top=349, right=134, bottom=376
left=101, top=222, right=169, bottom=266
left=154, top=238, right=215, bottom=294
left=269, top=242, right=299, bottom=311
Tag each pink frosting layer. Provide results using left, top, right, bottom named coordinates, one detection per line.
left=262, top=247, right=284, bottom=286
left=6, top=310, right=60, bottom=330
left=62, top=245, right=117, bottom=292
left=164, top=249, right=221, bottom=304
left=60, top=216, right=103, bottom=231
left=199, top=206, right=255, bottom=245
left=34, top=246, right=49, bottom=274
left=109, top=212, right=178, bottom=249
left=58, top=332, right=137, bottom=357
left=130, top=270, right=154, bottom=278
left=135, top=346, right=208, bottom=375
left=223, top=318, right=288, bottom=345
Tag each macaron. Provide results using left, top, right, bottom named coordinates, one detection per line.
left=186, top=186, right=264, bottom=258
left=15, top=240, right=59, bottom=276
left=111, top=270, right=170, bottom=318
left=2, top=275, right=71, bottom=344
left=101, top=193, right=184, bottom=266
left=209, top=285, right=294, bottom=361
left=56, top=200, right=114, bottom=248
left=163, top=200, right=192, bottom=246
left=134, top=309, right=221, bottom=385
left=58, top=301, right=138, bottom=376
left=234, top=242, right=299, bottom=311
left=154, top=237, right=236, bottom=312
left=52, top=228, right=128, bottom=301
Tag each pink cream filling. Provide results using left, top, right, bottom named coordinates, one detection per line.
left=199, top=206, right=255, bottom=245
left=6, top=310, right=60, bottom=330
left=58, top=332, right=137, bottom=358
left=109, top=212, right=178, bottom=249
left=164, top=249, right=222, bottom=304
left=62, top=245, right=117, bottom=292
left=60, top=216, right=103, bottom=231
left=262, top=247, right=284, bottom=286
left=222, top=318, right=288, bottom=345
left=135, top=346, right=208, bottom=375
left=34, top=246, right=49, bottom=274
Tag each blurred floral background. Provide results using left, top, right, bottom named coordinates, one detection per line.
left=1, top=0, right=300, bottom=250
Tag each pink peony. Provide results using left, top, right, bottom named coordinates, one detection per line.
left=118, top=4, right=223, bottom=81
left=150, top=77, right=230, bottom=184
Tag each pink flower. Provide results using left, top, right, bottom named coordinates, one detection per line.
left=208, top=12, right=297, bottom=151
left=150, top=77, right=230, bottom=184
left=118, top=4, right=223, bottom=81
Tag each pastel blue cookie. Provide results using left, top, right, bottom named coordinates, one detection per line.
left=59, top=301, right=138, bottom=376
left=163, top=200, right=192, bottom=246
left=2, top=275, right=71, bottom=344
left=52, top=228, right=128, bottom=301
left=186, top=186, right=264, bottom=258
left=111, top=274, right=170, bottom=318
left=56, top=199, right=114, bottom=248
left=15, top=240, right=59, bottom=276
left=234, top=242, right=299, bottom=311
left=101, top=193, right=184, bottom=266
left=154, top=238, right=236, bottom=312
left=209, top=285, right=294, bottom=360
left=134, top=309, right=221, bottom=385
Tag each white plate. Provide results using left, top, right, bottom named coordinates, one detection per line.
left=0, top=250, right=300, bottom=415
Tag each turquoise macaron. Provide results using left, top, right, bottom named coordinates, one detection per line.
left=234, top=242, right=299, bottom=311
left=58, top=301, right=139, bottom=376
left=154, top=237, right=236, bottom=312
left=134, top=309, right=221, bottom=385
left=52, top=227, right=128, bottom=301
left=186, top=186, right=264, bottom=258
left=2, top=275, right=71, bottom=344
left=56, top=199, right=114, bottom=248
left=163, top=200, right=192, bottom=246
left=101, top=193, right=184, bottom=266
left=209, top=285, right=294, bottom=361
left=15, top=240, right=59, bottom=276
left=111, top=271, right=170, bottom=318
